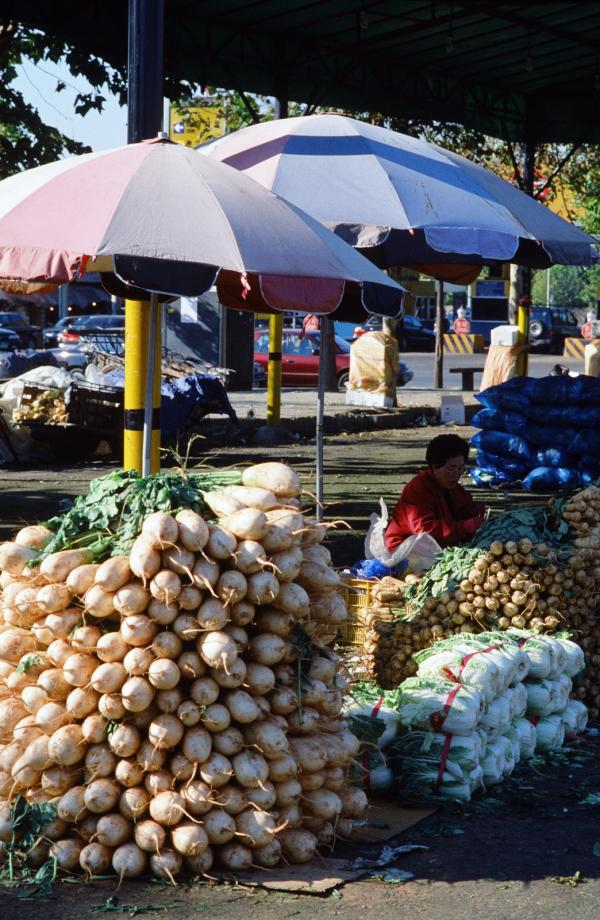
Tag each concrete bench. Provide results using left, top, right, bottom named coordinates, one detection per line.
left=449, top=366, right=485, bottom=391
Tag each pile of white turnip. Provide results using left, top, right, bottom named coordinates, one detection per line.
left=0, top=461, right=367, bottom=884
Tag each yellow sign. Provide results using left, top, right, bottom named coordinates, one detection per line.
left=169, top=106, right=225, bottom=147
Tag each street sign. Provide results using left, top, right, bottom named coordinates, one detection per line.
left=169, top=106, right=225, bottom=147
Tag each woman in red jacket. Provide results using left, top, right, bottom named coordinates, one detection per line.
left=385, top=434, right=485, bottom=553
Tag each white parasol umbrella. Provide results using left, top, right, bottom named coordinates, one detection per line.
left=0, top=136, right=402, bottom=473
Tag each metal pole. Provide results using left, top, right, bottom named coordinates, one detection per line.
left=433, top=279, right=444, bottom=388
left=266, top=312, right=283, bottom=425
left=124, top=299, right=148, bottom=471
left=516, top=140, right=536, bottom=377
left=546, top=267, right=551, bottom=306
left=124, top=0, right=164, bottom=473
left=57, top=284, right=69, bottom=321
left=266, top=96, right=287, bottom=427
left=315, top=317, right=330, bottom=522
left=142, top=293, right=161, bottom=475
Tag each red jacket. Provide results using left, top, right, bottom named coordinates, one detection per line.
left=385, top=469, right=484, bottom=552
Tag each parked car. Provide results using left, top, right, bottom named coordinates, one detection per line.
left=0, top=328, right=20, bottom=352
left=352, top=314, right=436, bottom=351
left=43, top=315, right=86, bottom=348
left=0, top=312, right=41, bottom=348
left=254, top=329, right=412, bottom=390
left=529, top=305, right=581, bottom=354
left=58, top=313, right=125, bottom=344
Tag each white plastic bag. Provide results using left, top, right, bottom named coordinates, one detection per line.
left=365, top=498, right=442, bottom=572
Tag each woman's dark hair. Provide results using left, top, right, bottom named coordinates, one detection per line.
left=426, top=434, right=469, bottom=469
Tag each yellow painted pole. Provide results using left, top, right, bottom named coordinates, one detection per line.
left=516, top=296, right=530, bottom=376
left=267, top=312, right=283, bottom=426
left=124, top=299, right=149, bottom=472
left=150, top=303, right=162, bottom=473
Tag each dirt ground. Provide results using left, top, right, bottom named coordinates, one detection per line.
left=1, top=426, right=598, bottom=920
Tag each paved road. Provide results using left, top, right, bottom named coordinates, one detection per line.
left=403, top=350, right=581, bottom=390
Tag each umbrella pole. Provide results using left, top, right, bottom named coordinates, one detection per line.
left=315, top=317, right=327, bottom=523
left=142, top=292, right=161, bottom=476
left=433, top=279, right=445, bottom=389
left=124, top=299, right=149, bottom=473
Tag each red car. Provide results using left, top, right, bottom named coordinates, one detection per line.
left=254, top=329, right=350, bottom=390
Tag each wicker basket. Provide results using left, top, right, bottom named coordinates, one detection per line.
left=339, top=577, right=375, bottom=611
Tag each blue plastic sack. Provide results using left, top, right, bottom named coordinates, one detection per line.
left=349, top=558, right=408, bottom=579
left=471, top=408, right=529, bottom=437
left=471, top=430, right=534, bottom=463
left=536, top=447, right=571, bottom=469
left=524, top=424, right=578, bottom=448
left=475, top=450, right=529, bottom=480
left=532, top=375, right=600, bottom=406
left=524, top=404, right=600, bottom=428
left=522, top=466, right=582, bottom=492
left=570, top=429, right=600, bottom=456
left=477, top=386, right=531, bottom=414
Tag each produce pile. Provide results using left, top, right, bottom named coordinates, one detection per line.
left=358, top=486, right=600, bottom=718
left=470, top=375, right=600, bottom=491
left=0, top=462, right=367, bottom=883
left=356, top=631, right=587, bottom=803
left=12, top=390, right=68, bottom=425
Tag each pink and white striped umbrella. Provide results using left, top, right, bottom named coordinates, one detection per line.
left=0, top=136, right=402, bottom=313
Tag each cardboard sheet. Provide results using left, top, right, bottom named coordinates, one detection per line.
left=214, top=802, right=435, bottom=894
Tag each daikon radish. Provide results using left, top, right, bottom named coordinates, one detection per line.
left=203, top=491, right=243, bottom=517
left=197, top=598, right=229, bottom=631
left=200, top=703, right=231, bottom=733
left=97, top=692, right=125, bottom=721
left=84, top=584, right=116, bottom=619
left=223, top=508, right=269, bottom=543
left=233, top=540, right=268, bottom=575
left=0, top=628, right=37, bottom=663
left=148, top=714, right=184, bottom=750
left=96, top=631, right=129, bottom=663
left=198, top=631, right=238, bottom=671
left=80, top=842, right=113, bottom=876
left=95, top=812, right=131, bottom=847
left=152, top=632, right=183, bottom=660
left=296, top=561, right=340, bottom=594
left=50, top=838, right=85, bottom=871
left=37, top=583, right=72, bottom=614
left=114, top=582, right=150, bottom=616
left=242, top=462, right=300, bottom=498
left=210, top=657, right=247, bottom=690
left=108, top=723, right=141, bottom=758
left=302, top=544, right=332, bottom=566
left=135, top=819, right=167, bottom=853
left=149, top=791, right=187, bottom=826
left=81, top=713, right=107, bottom=744
left=262, top=524, right=294, bottom=554
left=123, top=646, right=155, bottom=676
left=272, top=583, right=310, bottom=618
left=129, top=536, right=161, bottom=582
left=150, top=569, right=182, bottom=604
left=190, top=676, right=220, bottom=706
left=232, top=749, right=269, bottom=788
left=122, top=676, right=155, bottom=712
left=224, top=485, right=279, bottom=511
left=41, top=764, right=80, bottom=796
left=0, top=542, right=38, bottom=575
left=245, top=720, right=289, bottom=759
left=148, top=658, right=181, bottom=690
left=255, top=609, right=294, bottom=638
left=177, top=651, right=206, bottom=680
left=171, top=822, right=209, bottom=857
left=175, top=509, right=209, bottom=552
left=162, top=544, right=195, bottom=576
left=216, top=571, right=247, bottom=607
left=91, top=661, right=127, bottom=694
left=95, top=556, right=132, bottom=592
left=207, top=525, right=237, bottom=560
left=182, top=780, right=214, bottom=817
left=279, top=829, right=317, bottom=864
left=142, top=512, right=179, bottom=550
left=225, top=689, right=261, bottom=724
left=212, top=726, right=245, bottom=758
left=269, top=546, right=303, bottom=583
left=112, top=842, right=147, bottom=880
left=181, top=726, right=212, bottom=764
left=246, top=572, right=279, bottom=606
left=66, top=564, right=100, bottom=596
left=120, top=615, right=157, bottom=647
left=202, top=809, right=236, bottom=845
left=178, top=585, right=202, bottom=611
left=192, top=558, right=220, bottom=591
left=147, top=598, right=179, bottom=625
left=119, top=787, right=150, bottom=821
left=218, top=842, right=252, bottom=871
left=199, top=752, right=233, bottom=788
left=115, top=758, right=145, bottom=788
left=230, top=600, right=256, bottom=627
left=253, top=838, right=282, bottom=868
left=40, top=549, right=92, bottom=583
left=249, top=633, right=286, bottom=666
left=15, top=525, right=53, bottom=549
left=309, top=592, right=347, bottom=624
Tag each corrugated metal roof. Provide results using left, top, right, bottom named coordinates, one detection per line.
left=6, top=1, right=600, bottom=142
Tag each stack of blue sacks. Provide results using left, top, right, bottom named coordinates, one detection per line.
left=470, top=375, right=600, bottom=491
